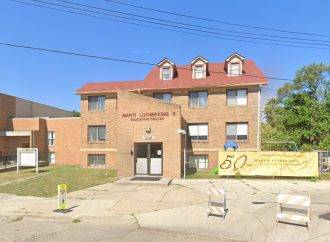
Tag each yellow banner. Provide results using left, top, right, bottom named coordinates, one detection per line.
left=218, top=151, right=318, bottom=177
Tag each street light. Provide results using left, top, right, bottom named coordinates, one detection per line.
left=177, top=129, right=187, bottom=179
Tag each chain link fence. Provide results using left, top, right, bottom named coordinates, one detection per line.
left=319, top=151, right=330, bottom=173
left=0, top=151, right=49, bottom=171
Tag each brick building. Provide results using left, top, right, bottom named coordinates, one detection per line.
left=0, top=53, right=267, bottom=179
left=0, top=93, right=74, bottom=161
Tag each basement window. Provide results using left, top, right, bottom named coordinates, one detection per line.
left=88, top=154, right=105, bottom=167
left=188, top=155, right=208, bottom=169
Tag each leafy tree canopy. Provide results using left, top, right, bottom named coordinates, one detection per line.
left=72, top=110, right=81, bottom=117
left=262, top=63, right=330, bottom=151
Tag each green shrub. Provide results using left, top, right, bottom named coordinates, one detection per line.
left=301, top=144, right=313, bottom=152
left=210, top=166, right=218, bottom=175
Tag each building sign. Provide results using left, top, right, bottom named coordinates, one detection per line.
left=142, top=135, right=155, bottom=140
left=17, top=148, right=39, bottom=174
left=57, top=184, right=68, bottom=210
left=218, top=151, right=318, bottom=177
left=122, top=111, right=176, bottom=122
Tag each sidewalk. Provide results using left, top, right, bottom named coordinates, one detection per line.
left=0, top=179, right=330, bottom=241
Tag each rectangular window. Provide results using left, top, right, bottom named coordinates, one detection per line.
left=230, top=63, right=240, bottom=76
left=161, top=67, right=171, bottom=80
left=153, top=92, right=172, bottom=103
left=188, top=123, right=208, bottom=141
left=48, top=152, right=55, bottom=164
left=189, top=91, right=208, bottom=107
left=88, top=96, right=105, bottom=111
left=227, top=89, right=247, bottom=106
left=188, top=155, right=208, bottom=169
left=88, top=154, right=106, bottom=167
left=194, top=65, right=204, bottom=79
left=88, top=125, right=106, bottom=142
left=48, top=131, right=55, bottom=146
left=226, top=123, right=248, bottom=141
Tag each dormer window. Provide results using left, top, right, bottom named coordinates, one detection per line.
left=229, top=63, right=240, bottom=76
left=193, top=65, right=205, bottom=79
left=190, top=56, right=208, bottom=79
left=225, top=53, right=245, bottom=77
left=157, top=58, right=175, bottom=81
left=161, top=66, right=171, bottom=80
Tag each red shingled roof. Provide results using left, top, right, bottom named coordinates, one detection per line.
left=76, top=59, right=267, bottom=94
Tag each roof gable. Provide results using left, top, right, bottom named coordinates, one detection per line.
left=157, top=58, right=175, bottom=66
left=76, top=59, right=268, bottom=94
left=225, top=53, right=245, bottom=62
left=190, top=56, right=209, bottom=65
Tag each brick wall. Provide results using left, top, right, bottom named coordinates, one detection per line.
left=46, top=118, right=81, bottom=165
left=0, top=94, right=16, bottom=130
left=142, top=85, right=260, bottom=169
left=115, top=92, right=182, bottom=178
left=79, top=91, right=182, bottom=178
left=80, top=93, right=118, bottom=169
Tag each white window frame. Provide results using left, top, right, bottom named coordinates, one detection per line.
left=227, top=89, right=247, bottom=106
left=161, top=66, right=171, bottom=80
left=193, top=65, right=205, bottom=79
left=189, top=91, right=208, bottom=107
left=226, top=122, right=248, bottom=141
left=229, top=62, right=241, bottom=76
left=88, top=96, right=105, bottom=111
left=188, top=123, right=208, bottom=141
left=88, top=125, right=106, bottom=142
left=188, top=155, right=209, bottom=169
left=48, top=152, right=56, bottom=164
left=48, top=131, right=55, bottom=146
left=153, top=92, right=172, bottom=103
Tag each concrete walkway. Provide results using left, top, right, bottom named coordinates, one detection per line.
left=0, top=179, right=330, bottom=241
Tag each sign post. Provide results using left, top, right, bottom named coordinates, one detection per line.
left=17, top=148, right=38, bottom=174
left=57, top=184, right=68, bottom=210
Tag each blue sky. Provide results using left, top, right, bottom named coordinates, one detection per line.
left=1, top=0, right=330, bottom=111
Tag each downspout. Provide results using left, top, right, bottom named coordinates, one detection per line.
left=257, top=84, right=261, bottom=151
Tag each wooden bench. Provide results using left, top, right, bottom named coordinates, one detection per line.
left=207, top=187, right=227, bottom=218
left=276, top=192, right=311, bottom=230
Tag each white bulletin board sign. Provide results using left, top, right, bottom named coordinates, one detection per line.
left=17, top=148, right=38, bottom=174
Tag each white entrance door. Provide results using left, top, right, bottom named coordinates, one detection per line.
left=135, top=144, right=148, bottom=175
left=135, top=143, right=162, bottom=175
left=149, top=143, right=162, bottom=175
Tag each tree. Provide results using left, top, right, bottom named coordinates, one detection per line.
left=72, top=110, right=81, bottom=117
left=262, top=63, right=330, bottom=151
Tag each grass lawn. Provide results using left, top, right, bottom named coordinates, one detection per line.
left=187, top=170, right=330, bottom=181
left=0, top=166, right=116, bottom=197
left=319, top=172, right=330, bottom=180
left=186, top=170, right=219, bottom=179
left=0, top=169, right=37, bottom=183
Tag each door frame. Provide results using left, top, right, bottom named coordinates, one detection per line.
left=134, top=142, right=163, bottom=176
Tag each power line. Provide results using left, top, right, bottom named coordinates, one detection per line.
left=105, top=0, right=330, bottom=38
left=0, top=40, right=294, bottom=82
left=10, top=0, right=240, bottom=40
left=54, top=0, right=330, bottom=44
left=10, top=0, right=330, bottom=50
left=27, top=0, right=330, bottom=47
